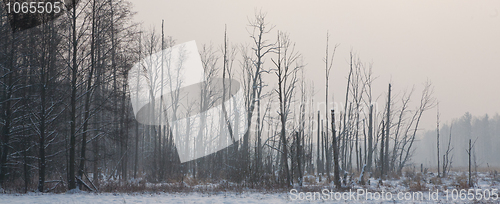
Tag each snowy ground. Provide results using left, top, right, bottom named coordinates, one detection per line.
left=0, top=192, right=290, bottom=204
left=1, top=191, right=498, bottom=204
left=1, top=171, right=498, bottom=203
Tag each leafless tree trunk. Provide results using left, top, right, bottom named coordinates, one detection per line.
left=390, top=88, right=412, bottom=174
left=384, top=84, right=391, bottom=175
left=468, top=139, right=472, bottom=187
left=341, top=52, right=353, bottom=171
left=331, top=110, right=341, bottom=188
left=78, top=0, right=97, bottom=188
left=398, top=81, right=436, bottom=172
left=68, top=0, right=80, bottom=190
left=317, top=111, right=322, bottom=181
left=436, top=103, right=440, bottom=177
left=243, top=11, right=275, bottom=179
left=272, top=31, right=301, bottom=187
left=37, top=10, right=59, bottom=192
left=134, top=31, right=142, bottom=179
left=295, top=131, right=302, bottom=186
left=379, top=121, right=385, bottom=179
left=324, top=124, right=330, bottom=182
left=367, top=105, right=373, bottom=172
left=442, top=125, right=453, bottom=177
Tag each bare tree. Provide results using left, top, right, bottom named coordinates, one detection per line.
left=384, top=84, right=391, bottom=175
left=242, top=11, right=275, bottom=178
left=272, top=31, right=302, bottom=186
left=331, top=110, right=341, bottom=188
left=397, top=81, right=436, bottom=173
left=317, top=110, right=322, bottom=180
left=68, top=0, right=81, bottom=190
left=367, top=105, right=373, bottom=172
left=389, top=87, right=413, bottom=173
left=341, top=51, right=354, bottom=171
left=323, top=31, right=338, bottom=180
left=467, top=139, right=472, bottom=187
left=442, top=124, right=453, bottom=177
left=379, top=121, right=385, bottom=179
left=436, top=102, right=440, bottom=177
left=78, top=0, right=98, bottom=189
left=466, top=138, right=478, bottom=187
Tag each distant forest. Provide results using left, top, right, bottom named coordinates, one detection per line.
left=415, top=113, right=500, bottom=168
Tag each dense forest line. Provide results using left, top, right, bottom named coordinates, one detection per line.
left=0, top=0, right=441, bottom=193
left=415, top=112, right=500, bottom=168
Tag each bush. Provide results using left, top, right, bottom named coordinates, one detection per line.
left=453, top=174, right=469, bottom=189
left=303, top=175, right=316, bottom=185
left=409, top=180, right=427, bottom=191
left=430, top=176, right=442, bottom=185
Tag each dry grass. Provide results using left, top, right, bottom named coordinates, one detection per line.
left=445, top=166, right=500, bottom=172
left=429, top=176, right=442, bottom=185
left=409, top=180, right=427, bottom=191
left=4, top=169, right=498, bottom=194
left=453, top=173, right=469, bottom=189
left=388, top=171, right=401, bottom=180
left=401, top=169, right=429, bottom=191
left=303, top=175, right=317, bottom=185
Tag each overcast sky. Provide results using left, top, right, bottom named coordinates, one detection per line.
left=129, top=0, right=500, bottom=130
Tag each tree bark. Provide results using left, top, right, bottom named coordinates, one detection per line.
left=437, top=103, right=440, bottom=177
left=367, top=105, right=373, bottom=172
left=384, top=84, right=391, bottom=173
left=331, top=110, right=341, bottom=188
left=379, top=121, right=385, bottom=179
left=68, top=0, right=78, bottom=190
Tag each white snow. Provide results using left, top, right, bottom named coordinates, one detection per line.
left=1, top=171, right=498, bottom=203
left=1, top=190, right=497, bottom=203
left=0, top=192, right=290, bottom=204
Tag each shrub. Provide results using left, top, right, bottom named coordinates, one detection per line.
left=409, top=180, right=427, bottom=191
left=453, top=174, right=469, bottom=189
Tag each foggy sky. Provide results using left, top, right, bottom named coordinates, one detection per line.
left=129, top=0, right=500, bottom=131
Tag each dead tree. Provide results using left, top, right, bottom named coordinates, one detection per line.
left=466, top=138, right=478, bottom=187
left=351, top=58, right=363, bottom=173
left=397, top=81, right=436, bottom=173
left=436, top=103, right=440, bottom=177
left=78, top=0, right=98, bottom=188
left=379, top=121, right=385, bottom=179
left=331, top=110, right=341, bottom=188
left=360, top=61, right=375, bottom=174
left=341, top=52, right=354, bottom=171
left=389, top=88, right=412, bottom=174
left=295, top=131, right=302, bottom=186
left=244, top=11, right=275, bottom=177
left=324, top=123, right=330, bottom=182
left=367, top=105, right=373, bottom=172
left=68, top=0, right=80, bottom=190
left=467, top=139, right=472, bottom=187
left=324, top=31, right=338, bottom=178
left=272, top=31, right=302, bottom=186
left=384, top=84, right=391, bottom=175
left=442, top=125, right=453, bottom=177
left=317, top=111, right=322, bottom=181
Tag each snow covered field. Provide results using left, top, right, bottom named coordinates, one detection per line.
left=1, top=171, right=498, bottom=203
left=1, top=192, right=292, bottom=204
left=1, top=191, right=498, bottom=204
